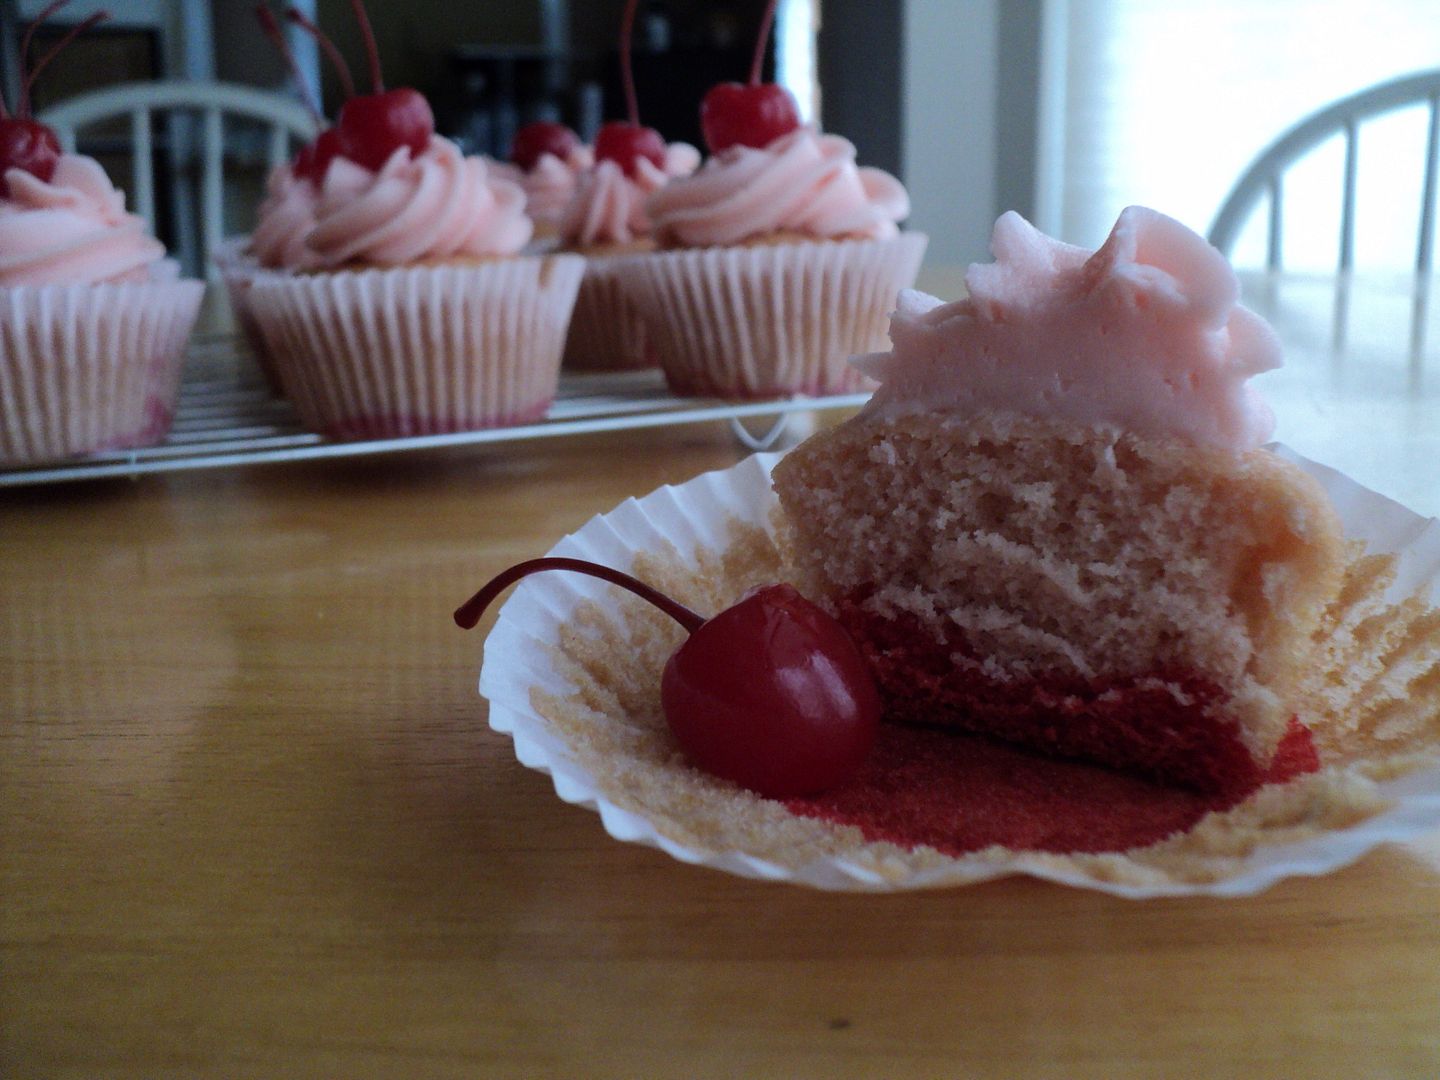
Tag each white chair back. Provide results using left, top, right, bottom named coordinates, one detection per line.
left=40, top=80, right=317, bottom=280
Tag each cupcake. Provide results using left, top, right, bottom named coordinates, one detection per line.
left=240, top=5, right=583, bottom=440
left=773, top=207, right=1345, bottom=794
left=557, top=140, right=700, bottom=371
left=0, top=153, right=204, bottom=466
left=620, top=117, right=924, bottom=399
left=245, top=134, right=583, bottom=440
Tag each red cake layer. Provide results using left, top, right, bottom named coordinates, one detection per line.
left=786, top=719, right=1318, bottom=856
left=836, top=599, right=1269, bottom=795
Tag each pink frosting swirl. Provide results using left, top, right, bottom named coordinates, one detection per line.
left=560, top=142, right=700, bottom=247
left=0, top=155, right=165, bottom=286
left=250, top=163, right=321, bottom=271
left=646, top=128, right=908, bottom=247
left=490, top=145, right=593, bottom=231
left=305, top=136, right=532, bottom=268
left=858, top=208, right=1280, bottom=451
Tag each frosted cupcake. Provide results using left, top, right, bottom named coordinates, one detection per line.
left=491, top=122, right=594, bottom=243
left=0, top=154, right=204, bottom=466
left=246, top=134, right=583, bottom=439
left=623, top=126, right=925, bottom=398
left=557, top=140, right=699, bottom=371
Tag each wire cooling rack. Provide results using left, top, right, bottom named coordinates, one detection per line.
left=1, top=335, right=868, bottom=488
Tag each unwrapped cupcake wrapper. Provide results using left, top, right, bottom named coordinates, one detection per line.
left=213, top=235, right=288, bottom=394
left=477, top=447, right=1440, bottom=896
left=618, top=232, right=927, bottom=398
left=246, top=255, right=584, bottom=440
left=0, top=276, right=205, bottom=467
left=562, top=253, right=654, bottom=372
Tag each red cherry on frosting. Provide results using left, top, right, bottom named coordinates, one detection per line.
left=293, top=127, right=343, bottom=185
left=593, top=120, right=666, bottom=179
left=511, top=120, right=581, bottom=172
left=700, top=82, right=800, bottom=154
left=455, top=559, right=880, bottom=798
left=335, top=87, right=434, bottom=172
left=0, top=117, right=60, bottom=195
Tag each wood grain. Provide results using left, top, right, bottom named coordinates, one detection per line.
left=3, top=421, right=1439, bottom=1079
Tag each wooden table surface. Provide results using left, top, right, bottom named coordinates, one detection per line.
left=4, top=416, right=1439, bottom=1079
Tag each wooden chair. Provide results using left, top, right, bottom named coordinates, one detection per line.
left=40, top=80, right=315, bottom=280
left=1207, top=69, right=1440, bottom=386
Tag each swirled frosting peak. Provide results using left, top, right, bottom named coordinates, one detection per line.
left=646, top=127, right=908, bottom=248
left=560, top=142, right=700, bottom=248
left=857, top=207, right=1280, bottom=450
left=250, top=163, right=322, bottom=270
left=305, top=136, right=531, bottom=267
left=0, top=154, right=165, bottom=285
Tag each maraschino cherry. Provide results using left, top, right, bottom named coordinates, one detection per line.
left=509, top=120, right=580, bottom=172
left=0, top=0, right=107, bottom=198
left=593, top=0, right=666, bottom=178
left=256, top=5, right=339, bottom=185
left=455, top=557, right=881, bottom=798
left=699, top=0, right=800, bottom=153
left=286, top=0, right=433, bottom=175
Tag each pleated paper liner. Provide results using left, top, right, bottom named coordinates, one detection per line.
left=562, top=252, right=655, bottom=372
left=475, top=447, right=1440, bottom=896
left=246, top=254, right=584, bottom=440
left=617, top=233, right=927, bottom=398
left=0, top=272, right=205, bottom=467
left=213, top=236, right=288, bottom=395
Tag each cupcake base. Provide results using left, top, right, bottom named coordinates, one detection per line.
left=618, top=233, right=927, bottom=399
left=246, top=256, right=584, bottom=441
left=0, top=277, right=205, bottom=467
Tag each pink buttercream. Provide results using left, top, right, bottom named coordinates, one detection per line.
left=560, top=142, right=700, bottom=247
left=490, top=145, right=593, bottom=231
left=0, top=155, right=165, bottom=286
left=857, top=207, right=1280, bottom=451
left=646, top=127, right=909, bottom=247
left=250, top=163, right=321, bottom=270
left=305, top=136, right=531, bottom=268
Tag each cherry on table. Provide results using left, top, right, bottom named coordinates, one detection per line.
left=511, top=121, right=581, bottom=172
left=455, top=558, right=880, bottom=799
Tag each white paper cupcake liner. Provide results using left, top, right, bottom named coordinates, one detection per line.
left=475, top=446, right=1440, bottom=896
left=246, top=255, right=584, bottom=440
left=0, top=275, right=205, bottom=467
left=213, top=235, right=289, bottom=394
left=562, top=252, right=654, bottom=372
left=616, top=233, right=927, bottom=398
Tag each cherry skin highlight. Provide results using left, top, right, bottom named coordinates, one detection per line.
left=336, top=87, right=434, bottom=172
left=454, top=560, right=880, bottom=799
left=594, top=120, right=666, bottom=178
left=700, top=82, right=800, bottom=153
left=511, top=120, right=581, bottom=172
left=0, top=118, right=60, bottom=195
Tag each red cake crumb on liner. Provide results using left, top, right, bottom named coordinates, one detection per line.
left=475, top=450, right=1440, bottom=896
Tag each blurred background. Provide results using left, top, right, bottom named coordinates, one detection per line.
left=6, top=0, right=1440, bottom=278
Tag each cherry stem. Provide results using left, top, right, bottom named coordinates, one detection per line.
left=748, top=0, right=779, bottom=86
left=618, top=0, right=639, bottom=127
left=454, top=557, right=706, bottom=635
left=255, top=5, right=323, bottom=129
left=8, top=0, right=67, bottom=118
left=287, top=7, right=355, bottom=101
left=347, top=0, right=383, bottom=93
left=19, top=2, right=106, bottom=120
